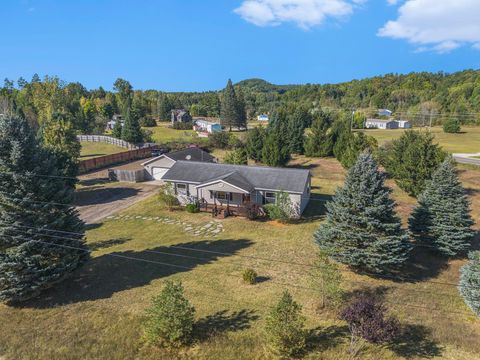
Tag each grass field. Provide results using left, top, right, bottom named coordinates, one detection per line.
left=0, top=157, right=479, bottom=359
left=146, top=122, right=198, bottom=143
left=80, top=142, right=126, bottom=160
left=360, top=126, right=480, bottom=154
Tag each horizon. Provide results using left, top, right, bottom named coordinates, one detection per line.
left=2, top=1, right=480, bottom=92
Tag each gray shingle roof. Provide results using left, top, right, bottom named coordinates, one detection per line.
left=162, top=161, right=310, bottom=193
left=165, top=148, right=215, bottom=162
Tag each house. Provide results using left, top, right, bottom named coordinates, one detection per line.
left=257, top=114, right=269, bottom=121
left=396, top=120, right=412, bottom=129
left=365, top=119, right=399, bottom=129
left=171, top=109, right=192, bottom=125
left=377, top=109, right=393, bottom=117
left=142, top=147, right=216, bottom=180
left=194, top=119, right=222, bottom=136
left=106, top=114, right=124, bottom=131
left=161, top=161, right=311, bottom=218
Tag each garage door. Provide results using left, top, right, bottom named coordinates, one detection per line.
left=152, top=167, right=169, bottom=180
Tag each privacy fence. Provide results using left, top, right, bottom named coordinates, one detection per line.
left=77, top=135, right=136, bottom=149
left=78, top=147, right=156, bottom=174
left=108, top=169, right=151, bottom=182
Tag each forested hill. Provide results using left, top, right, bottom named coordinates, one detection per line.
left=0, top=69, right=479, bottom=134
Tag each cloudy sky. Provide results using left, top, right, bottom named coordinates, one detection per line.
left=1, top=0, right=479, bottom=91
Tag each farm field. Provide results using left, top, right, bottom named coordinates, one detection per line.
left=0, top=157, right=479, bottom=359
left=80, top=141, right=126, bottom=160
left=360, top=126, right=480, bottom=154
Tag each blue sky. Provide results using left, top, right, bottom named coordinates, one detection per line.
left=1, top=0, right=479, bottom=91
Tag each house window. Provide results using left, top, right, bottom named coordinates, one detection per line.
left=215, top=192, right=233, bottom=201
left=176, top=183, right=188, bottom=195
left=265, top=192, right=276, bottom=204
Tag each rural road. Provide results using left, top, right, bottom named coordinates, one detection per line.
left=453, top=153, right=480, bottom=166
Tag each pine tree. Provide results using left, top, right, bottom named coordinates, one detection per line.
left=235, top=87, right=247, bottom=130
left=287, top=108, right=306, bottom=154
left=458, top=251, right=480, bottom=317
left=224, top=147, right=248, bottom=165
left=265, top=290, right=306, bottom=357
left=0, top=114, right=89, bottom=303
left=314, top=151, right=411, bottom=273
left=304, top=113, right=333, bottom=157
left=262, top=129, right=290, bottom=167
left=112, top=118, right=123, bottom=139
left=121, top=106, right=143, bottom=144
left=220, top=79, right=238, bottom=131
left=246, top=126, right=265, bottom=162
left=309, top=251, right=344, bottom=309
left=409, top=159, right=474, bottom=256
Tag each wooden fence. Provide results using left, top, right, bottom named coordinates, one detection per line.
left=78, top=147, right=156, bottom=174
left=77, top=135, right=136, bottom=149
left=108, top=169, right=151, bottom=182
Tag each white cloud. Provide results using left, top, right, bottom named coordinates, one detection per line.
left=378, top=0, right=480, bottom=53
left=234, top=0, right=366, bottom=30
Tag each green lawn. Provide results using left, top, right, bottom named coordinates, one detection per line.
left=360, top=126, right=480, bottom=154
left=0, top=157, right=479, bottom=359
left=146, top=122, right=198, bottom=143
left=80, top=141, right=126, bottom=160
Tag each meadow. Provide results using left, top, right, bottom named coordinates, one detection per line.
left=80, top=141, right=126, bottom=159
left=0, top=157, right=478, bottom=359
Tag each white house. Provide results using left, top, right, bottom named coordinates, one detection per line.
left=365, top=119, right=399, bottom=129
left=397, top=120, right=412, bottom=129
left=257, top=114, right=269, bottom=121
left=193, top=119, right=222, bottom=135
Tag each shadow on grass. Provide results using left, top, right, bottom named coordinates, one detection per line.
left=78, top=177, right=111, bottom=187
left=306, top=325, right=349, bottom=354
left=19, top=238, right=253, bottom=309
left=74, top=187, right=141, bottom=206
left=195, top=309, right=259, bottom=342
left=388, top=324, right=442, bottom=358
left=300, top=193, right=333, bottom=222
left=401, top=246, right=450, bottom=282
left=88, top=237, right=132, bottom=251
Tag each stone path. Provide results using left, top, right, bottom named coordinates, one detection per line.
left=105, top=214, right=225, bottom=237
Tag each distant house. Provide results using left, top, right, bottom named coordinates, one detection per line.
left=194, top=119, right=222, bottom=136
left=106, top=114, right=124, bottom=131
left=257, top=114, right=269, bottom=121
left=365, top=119, right=399, bottom=129
left=396, top=120, right=412, bottom=129
left=171, top=109, right=192, bottom=125
left=142, top=147, right=216, bottom=180
left=377, top=109, right=393, bottom=117
left=161, top=161, right=311, bottom=218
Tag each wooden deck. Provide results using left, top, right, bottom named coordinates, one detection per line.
left=199, top=202, right=264, bottom=218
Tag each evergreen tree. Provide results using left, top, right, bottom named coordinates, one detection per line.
left=304, top=112, right=333, bottom=157
left=112, top=118, right=123, bottom=139
left=224, top=147, right=248, bottom=165
left=121, top=106, right=143, bottom=144
left=287, top=108, right=306, bottom=154
left=314, top=151, right=411, bottom=273
left=220, top=79, right=238, bottom=131
left=458, top=251, right=480, bottom=317
left=143, top=280, right=195, bottom=348
left=0, top=114, right=89, bottom=303
left=246, top=126, right=265, bottom=162
left=235, top=87, right=247, bottom=130
left=262, top=129, right=290, bottom=167
left=265, top=290, right=306, bottom=357
left=309, top=251, right=344, bottom=309
left=443, top=118, right=461, bottom=133
left=337, top=132, right=378, bottom=169
left=384, top=130, right=446, bottom=197
left=409, top=159, right=475, bottom=256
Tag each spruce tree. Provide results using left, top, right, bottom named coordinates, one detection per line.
left=246, top=126, right=265, bottom=162
left=314, top=151, right=411, bottom=273
left=235, top=87, right=247, bottom=130
left=262, top=130, right=290, bottom=167
left=287, top=108, right=306, bottom=154
left=112, top=118, right=123, bottom=139
left=458, top=251, right=480, bottom=317
left=0, top=114, right=89, bottom=303
left=121, top=105, right=144, bottom=144
left=220, top=79, right=238, bottom=131
left=304, top=112, right=333, bottom=157
left=224, top=147, right=248, bottom=165
left=409, top=159, right=474, bottom=256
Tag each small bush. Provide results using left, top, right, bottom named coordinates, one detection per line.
left=158, top=184, right=179, bottom=211
left=143, top=280, right=195, bottom=348
left=264, top=192, right=299, bottom=222
left=242, top=268, right=257, bottom=284
left=140, top=117, right=157, bottom=127
left=265, top=290, right=306, bottom=357
left=185, top=203, right=200, bottom=213
left=173, top=122, right=193, bottom=130
left=443, top=118, right=461, bottom=133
